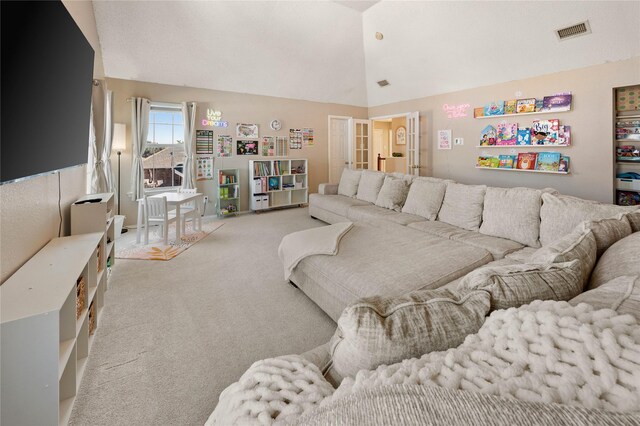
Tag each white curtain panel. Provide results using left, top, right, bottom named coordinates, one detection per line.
left=181, top=101, right=197, bottom=189
left=88, top=81, right=108, bottom=193
left=130, top=98, right=150, bottom=200
left=101, top=89, right=114, bottom=193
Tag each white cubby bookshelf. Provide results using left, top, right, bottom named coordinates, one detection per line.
left=249, top=159, right=308, bottom=211
left=216, top=168, right=240, bottom=217
left=71, top=192, right=116, bottom=272
left=1, top=232, right=106, bottom=426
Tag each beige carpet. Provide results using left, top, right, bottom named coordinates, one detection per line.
left=69, top=208, right=336, bottom=425
left=116, top=221, right=224, bottom=260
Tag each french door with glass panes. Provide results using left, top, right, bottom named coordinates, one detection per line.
left=350, top=119, right=371, bottom=170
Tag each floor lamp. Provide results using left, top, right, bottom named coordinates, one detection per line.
left=112, top=123, right=128, bottom=234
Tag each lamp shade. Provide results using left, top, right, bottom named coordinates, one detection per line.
left=112, top=123, right=126, bottom=151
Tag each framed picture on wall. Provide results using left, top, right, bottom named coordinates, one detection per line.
left=396, top=126, right=406, bottom=145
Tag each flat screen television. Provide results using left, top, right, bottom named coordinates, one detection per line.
left=1, top=0, right=95, bottom=184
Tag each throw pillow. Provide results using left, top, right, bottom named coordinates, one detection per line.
left=437, top=183, right=487, bottom=231
left=355, top=170, right=386, bottom=203
left=529, top=227, right=597, bottom=284
left=375, top=176, right=410, bottom=211
left=401, top=179, right=447, bottom=220
left=589, top=231, right=640, bottom=290
left=458, top=260, right=583, bottom=310
left=337, top=169, right=362, bottom=197
left=569, top=275, right=640, bottom=321
left=328, top=289, right=490, bottom=383
left=479, top=187, right=542, bottom=247
left=539, top=193, right=639, bottom=246
left=628, top=211, right=640, bottom=232
left=580, top=215, right=632, bottom=258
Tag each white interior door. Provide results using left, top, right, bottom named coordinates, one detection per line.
left=328, top=116, right=351, bottom=183
left=351, top=119, right=371, bottom=170
left=406, top=112, right=420, bottom=175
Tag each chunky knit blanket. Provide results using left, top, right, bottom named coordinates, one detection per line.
left=209, top=301, right=640, bottom=425
left=330, top=300, right=640, bottom=412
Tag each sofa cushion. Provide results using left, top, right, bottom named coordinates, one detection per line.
left=539, top=193, right=639, bottom=246
left=347, top=205, right=426, bottom=226
left=309, top=193, right=370, bottom=217
left=401, top=179, right=447, bottom=220
left=479, top=187, right=542, bottom=247
left=439, top=258, right=524, bottom=292
left=589, top=231, right=640, bottom=290
left=529, top=227, right=597, bottom=284
left=458, top=260, right=583, bottom=310
left=389, top=172, right=416, bottom=183
left=580, top=215, right=632, bottom=258
left=570, top=275, right=640, bottom=320
left=337, top=169, right=362, bottom=197
left=408, top=221, right=523, bottom=260
left=437, top=183, right=487, bottom=231
left=628, top=211, right=640, bottom=232
left=329, top=288, right=491, bottom=382
left=504, top=247, right=538, bottom=263
left=355, top=170, right=386, bottom=203
left=375, top=176, right=410, bottom=211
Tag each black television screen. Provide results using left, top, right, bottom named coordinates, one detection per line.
left=1, top=0, right=94, bottom=183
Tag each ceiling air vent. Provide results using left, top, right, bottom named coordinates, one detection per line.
left=377, top=79, right=389, bottom=87
left=556, top=21, right=591, bottom=41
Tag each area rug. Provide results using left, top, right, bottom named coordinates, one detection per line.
left=116, top=221, right=224, bottom=260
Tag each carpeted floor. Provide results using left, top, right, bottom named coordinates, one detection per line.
left=69, top=208, right=336, bottom=425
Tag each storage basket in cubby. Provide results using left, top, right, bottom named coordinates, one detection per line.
left=76, top=276, right=86, bottom=319
left=89, top=301, right=96, bottom=335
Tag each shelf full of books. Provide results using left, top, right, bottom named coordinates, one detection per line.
left=249, top=159, right=308, bottom=211
left=216, top=169, right=240, bottom=217
left=477, top=152, right=569, bottom=174
left=614, top=84, right=640, bottom=206
left=479, top=118, right=571, bottom=147
left=474, top=93, right=572, bottom=119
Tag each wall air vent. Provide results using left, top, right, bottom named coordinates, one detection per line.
left=556, top=21, right=591, bottom=41
left=377, top=79, right=389, bottom=87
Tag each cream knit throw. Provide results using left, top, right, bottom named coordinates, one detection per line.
left=206, top=355, right=334, bottom=425
left=330, top=300, right=640, bottom=412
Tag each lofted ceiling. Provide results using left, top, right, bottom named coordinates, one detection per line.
left=93, top=1, right=640, bottom=108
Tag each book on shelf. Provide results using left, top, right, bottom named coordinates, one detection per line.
left=559, top=156, right=570, bottom=173
left=498, top=155, right=517, bottom=169
left=496, top=122, right=517, bottom=145
left=558, top=125, right=571, bottom=146
left=516, top=152, right=538, bottom=170
left=535, top=152, right=561, bottom=172
left=268, top=177, right=280, bottom=191
left=541, top=94, right=572, bottom=112
left=517, top=128, right=531, bottom=145
left=480, top=125, right=497, bottom=146
left=474, top=107, right=485, bottom=118
left=477, top=156, right=499, bottom=168
left=484, top=101, right=504, bottom=116
left=531, top=119, right=559, bottom=145
left=534, top=99, right=544, bottom=112
left=504, top=100, right=517, bottom=115
left=516, top=98, right=536, bottom=113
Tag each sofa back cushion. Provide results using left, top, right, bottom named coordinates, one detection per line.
left=338, top=169, right=362, bottom=197
left=479, top=187, right=542, bottom=247
left=458, top=260, right=583, bottom=310
left=539, top=193, right=639, bottom=246
left=589, top=231, right=640, bottom=290
left=437, top=183, right=487, bottom=231
left=529, top=227, right=597, bottom=284
left=329, top=288, right=490, bottom=383
left=401, top=179, right=447, bottom=220
left=355, top=170, right=386, bottom=203
left=570, top=275, right=640, bottom=321
left=581, top=215, right=632, bottom=258
left=374, top=176, right=410, bottom=211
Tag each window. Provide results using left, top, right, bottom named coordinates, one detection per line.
left=143, top=103, right=184, bottom=188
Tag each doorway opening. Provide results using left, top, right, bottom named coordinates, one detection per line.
left=371, top=116, right=407, bottom=173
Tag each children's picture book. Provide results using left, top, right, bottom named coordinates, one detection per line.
left=517, top=128, right=531, bottom=145
left=496, top=122, right=517, bottom=145
left=480, top=125, right=497, bottom=146
left=541, top=94, right=572, bottom=112
left=558, top=125, right=571, bottom=146
left=535, top=99, right=544, bottom=112
left=484, top=101, right=504, bottom=116
left=559, top=156, right=570, bottom=173
left=477, top=156, right=500, bottom=168
left=473, top=107, right=485, bottom=118
left=535, top=152, right=561, bottom=172
left=531, top=119, right=559, bottom=145
left=516, top=98, right=536, bottom=113
left=504, top=100, right=517, bottom=115
left=237, top=140, right=258, bottom=155
left=268, top=177, right=280, bottom=191
left=498, top=155, right=517, bottom=169
left=517, top=152, right=538, bottom=170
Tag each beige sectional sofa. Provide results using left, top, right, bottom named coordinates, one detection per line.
left=209, top=169, right=640, bottom=425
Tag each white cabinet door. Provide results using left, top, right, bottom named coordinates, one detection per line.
left=406, top=112, right=420, bottom=175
